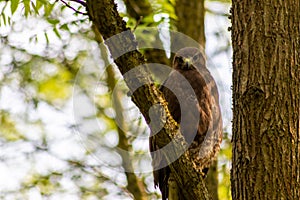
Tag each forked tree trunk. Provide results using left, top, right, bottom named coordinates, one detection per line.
left=231, top=0, right=300, bottom=199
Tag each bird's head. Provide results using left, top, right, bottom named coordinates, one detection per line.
left=173, top=47, right=206, bottom=70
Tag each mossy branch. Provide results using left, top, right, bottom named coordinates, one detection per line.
left=86, top=0, right=211, bottom=199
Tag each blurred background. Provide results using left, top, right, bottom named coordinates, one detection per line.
left=0, top=0, right=231, bottom=199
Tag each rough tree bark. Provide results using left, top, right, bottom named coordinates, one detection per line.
left=175, top=0, right=206, bottom=48
left=86, top=0, right=211, bottom=199
left=231, top=0, right=300, bottom=199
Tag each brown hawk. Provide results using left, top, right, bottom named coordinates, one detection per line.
left=150, top=47, right=222, bottom=200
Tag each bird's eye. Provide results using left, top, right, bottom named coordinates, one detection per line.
left=192, top=54, right=200, bottom=62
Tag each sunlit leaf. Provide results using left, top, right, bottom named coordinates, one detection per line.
left=218, top=163, right=232, bottom=200
left=22, top=174, right=61, bottom=196
left=36, top=0, right=43, bottom=11
left=44, top=2, right=55, bottom=17
left=38, top=0, right=49, bottom=5
left=53, top=27, right=61, bottom=39
left=11, top=0, right=20, bottom=14
left=47, top=18, right=59, bottom=25
left=31, top=1, right=39, bottom=15
left=0, top=112, right=23, bottom=141
left=60, top=23, right=69, bottom=31
left=1, top=13, right=6, bottom=26
left=44, top=32, right=49, bottom=44
left=23, top=0, right=30, bottom=17
left=38, top=67, right=73, bottom=103
left=29, top=34, right=38, bottom=43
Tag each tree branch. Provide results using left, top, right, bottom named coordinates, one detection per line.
left=60, top=0, right=88, bottom=15
left=86, top=0, right=211, bottom=199
left=69, top=0, right=87, bottom=7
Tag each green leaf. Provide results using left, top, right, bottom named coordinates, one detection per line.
left=38, top=0, right=48, bottom=4
left=23, top=0, right=30, bottom=17
left=29, top=34, right=38, bottom=43
left=11, top=0, right=20, bottom=15
left=0, top=111, right=24, bottom=141
left=53, top=27, right=61, bottom=39
left=36, top=0, right=43, bottom=10
left=1, top=13, right=6, bottom=26
left=38, top=67, right=72, bottom=102
left=35, top=0, right=48, bottom=11
left=31, top=2, right=39, bottom=15
left=44, top=2, right=55, bottom=17
left=44, top=32, right=49, bottom=44
left=60, top=23, right=69, bottom=31
left=47, top=18, right=59, bottom=25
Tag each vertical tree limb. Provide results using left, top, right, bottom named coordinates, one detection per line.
left=175, top=0, right=206, bottom=48
left=231, top=0, right=300, bottom=199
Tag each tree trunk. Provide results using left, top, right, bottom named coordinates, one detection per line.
left=175, top=0, right=206, bottom=48
left=231, top=0, right=300, bottom=199
left=86, top=0, right=212, bottom=199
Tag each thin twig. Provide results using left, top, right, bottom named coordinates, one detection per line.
left=69, top=0, right=87, bottom=7
left=132, top=16, right=143, bottom=32
left=60, top=0, right=88, bottom=15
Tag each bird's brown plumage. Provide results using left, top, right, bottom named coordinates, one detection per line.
left=149, top=47, right=222, bottom=200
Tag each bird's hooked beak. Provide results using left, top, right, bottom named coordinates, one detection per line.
left=183, top=57, right=193, bottom=69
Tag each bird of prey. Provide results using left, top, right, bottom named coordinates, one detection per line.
left=150, top=47, right=222, bottom=200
